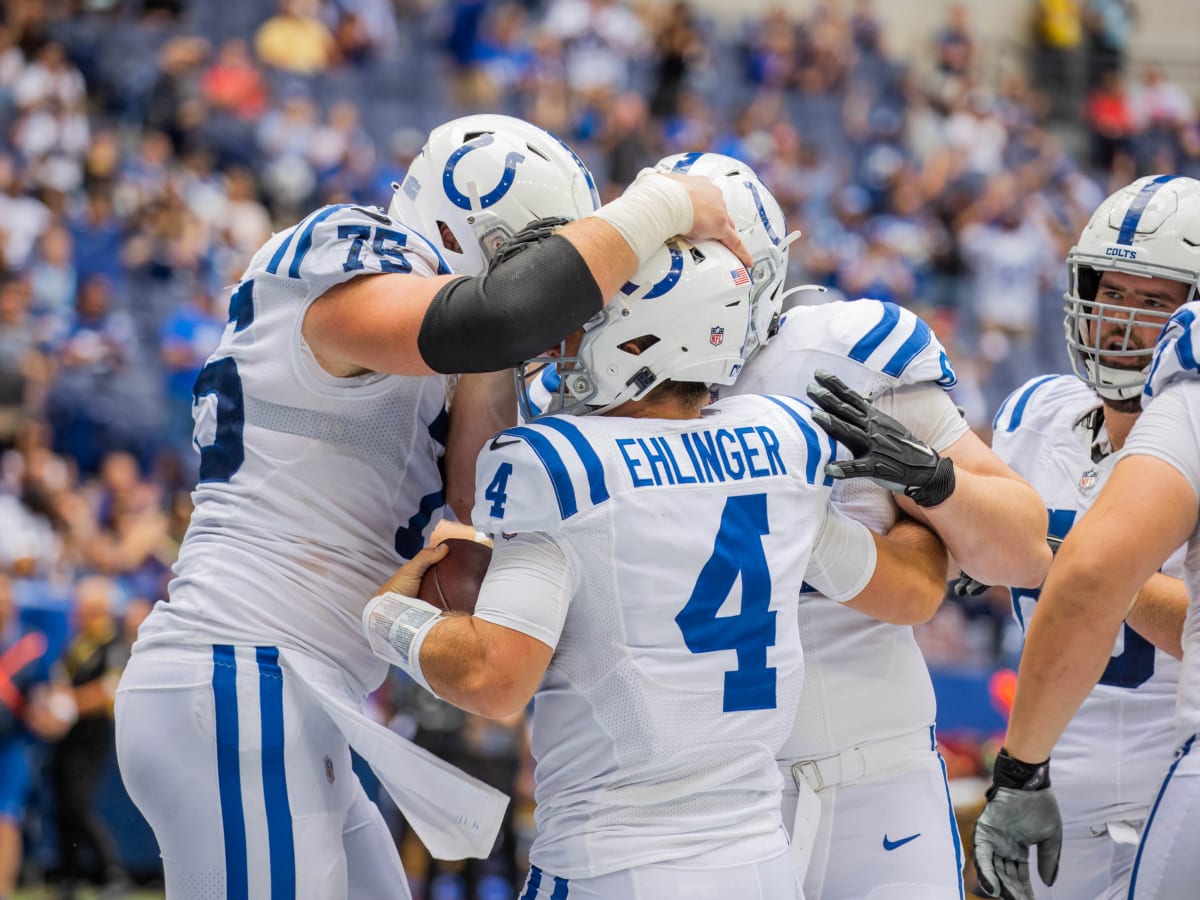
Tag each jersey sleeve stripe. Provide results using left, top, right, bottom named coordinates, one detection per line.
left=288, top=204, right=356, bottom=279
left=848, top=302, right=901, bottom=364
left=537, top=417, right=610, bottom=505
left=506, top=426, right=578, bottom=519
left=1117, top=175, right=1179, bottom=245
left=265, top=226, right=299, bottom=276
left=882, top=317, right=933, bottom=377
left=1002, top=375, right=1061, bottom=433
left=764, top=395, right=826, bottom=484
left=1146, top=306, right=1198, bottom=397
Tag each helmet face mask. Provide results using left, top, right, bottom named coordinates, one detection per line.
left=654, top=153, right=798, bottom=360
left=389, top=115, right=600, bottom=275
left=1064, top=175, right=1200, bottom=401
left=516, top=239, right=757, bottom=419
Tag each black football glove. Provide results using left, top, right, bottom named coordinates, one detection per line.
left=488, top=216, right=570, bottom=271
left=973, top=749, right=1062, bottom=900
left=806, top=369, right=956, bottom=508
left=953, top=535, right=1064, bottom=597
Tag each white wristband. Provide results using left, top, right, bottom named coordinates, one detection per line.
left=362, top=591, right=443, bottom=693
left=591, top=171, right=693, bottom=264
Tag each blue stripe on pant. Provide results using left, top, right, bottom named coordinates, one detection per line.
left=522, top=865, right=569, bottom=899
left=257, top=647, right=295, bottom=899
left=211, top=645, right=296, bottom=899
left=1128, top=733, right=1196, bottom=897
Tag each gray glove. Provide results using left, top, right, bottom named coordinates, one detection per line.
left=973, top=749, right=1062, bottom=900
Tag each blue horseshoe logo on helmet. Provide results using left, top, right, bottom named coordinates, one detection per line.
left=443, top=134, right=525, bottom=210
left=620, top=244, right=685, bottom=299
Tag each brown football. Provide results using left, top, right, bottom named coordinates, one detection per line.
left=418, top=538, right=493, bottom=614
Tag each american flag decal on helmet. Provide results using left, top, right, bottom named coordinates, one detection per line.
left=710, top=326, right=725, bottom=346
left=731, top=267, right=750, bottom=285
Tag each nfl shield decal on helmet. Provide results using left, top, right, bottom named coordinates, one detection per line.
left=325, top=755, right=335, bottom=784
left=1078, top=468, right=1099, bottom=491
left=710, top=326, right=725, bottom=346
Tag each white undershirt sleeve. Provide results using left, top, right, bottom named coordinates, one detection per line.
left=874, top=382, right=969, bottom=453
left=473, top=531, right=574, bottom=651
left=804, top=503, right=879, bottom=602
left=1122, top=385, right=1200, bottom=499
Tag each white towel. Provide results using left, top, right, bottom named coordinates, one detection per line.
left=279, top=649, right=509, bottom=861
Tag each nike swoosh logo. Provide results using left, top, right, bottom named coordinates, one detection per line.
left=490, top=436, right=521, bottom=450
left=882, top=833, right=921, bottom=851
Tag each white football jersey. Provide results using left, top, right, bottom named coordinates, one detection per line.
left=993, top=373, right=1182, bottom=824
left=724, top=299, right=964, bottom=759
left=1132, top=302, right=1200, bottom=746
left=471, top=395, right=840, bottom=878
left=138, top=204, right=453, bottom=695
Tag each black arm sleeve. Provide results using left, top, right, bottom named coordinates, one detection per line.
left=417, top=234, right=604, bottom=374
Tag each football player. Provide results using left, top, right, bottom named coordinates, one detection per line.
left=682, top=153, right=1052, bottom=900
left=365, top=235, right=950, bottom=900
left=113, top=114, right=751, bottom=899
left=972, top=175, right=1200, bottom=900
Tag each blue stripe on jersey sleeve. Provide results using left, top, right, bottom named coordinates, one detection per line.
left=536, top=417, right=609, bottom=506
left=1117, top=175, right=1178, bottom=245
left=288, top=204, right=356, bottom=278
left=1145, top=307, right=1198, bottom=397
left=506, top=426, right=578, bottom=519
left=848, top=302, right=901, bottom=365
left=763, top=395, right=825, bottom=484
left=882, top=317, right=933, bottom=377
left=1001, top=375, right=1061, bottom=433
left=265, top=226, right=299, bottom=276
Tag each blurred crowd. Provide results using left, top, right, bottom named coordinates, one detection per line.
left=0, top=0, right=1193, bottom=894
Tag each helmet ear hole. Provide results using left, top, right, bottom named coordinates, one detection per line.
left=1076, top=265, right=1100, bottom=302
left=437, top=221, right=462, bottom=254
left=620, top=335, right=661, bottom=355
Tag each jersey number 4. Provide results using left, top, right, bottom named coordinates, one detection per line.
left=676, top=493, right=777, bottom=712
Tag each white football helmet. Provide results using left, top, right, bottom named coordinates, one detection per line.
left=389, top=115, right=601, bottom=275
left=1065, top=174, right=1200, bottom=400
left=655, top=152, right=798, bottom=359
left=517, top=239, right=756, bottom=418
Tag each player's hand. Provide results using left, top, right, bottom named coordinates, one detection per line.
left=806, top=369, right=956, bottom=507
left=973, top=749, right=1062, bottom=900
left=954, top=536, right=1063, bottom=597
left=489, top=217, right=570, bottom=270
left=660, top=172, right=752, bottom=267
left=377, top=543, right=448, bottom=598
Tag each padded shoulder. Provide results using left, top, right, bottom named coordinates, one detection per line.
left=991, top=374, right=1093, bottom=442
left=248, top=204, right=452, bottom=298
left=735, top=300, right=956, bottom=400
left=1145, top=301, right=1200, bottom=404
left=471, top=417, right=612, bottom=537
